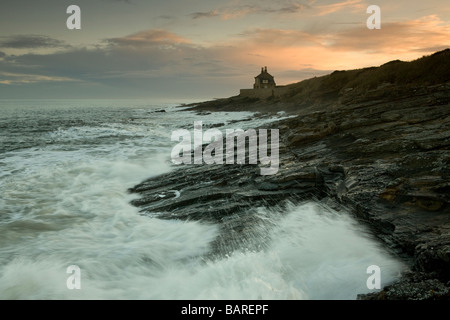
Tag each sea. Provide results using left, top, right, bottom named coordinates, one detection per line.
left=0, top=99, right=406, bottom=300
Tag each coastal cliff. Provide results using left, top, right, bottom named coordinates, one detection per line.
left=130, top=49, right=450, bottom=299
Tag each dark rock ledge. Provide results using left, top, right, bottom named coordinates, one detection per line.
left=129, top=82, right=450, bottom=300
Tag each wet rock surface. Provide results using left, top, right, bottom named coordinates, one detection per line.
left=130, top=81, right=450, bottom=299
left=357, top=272, right=450, bottom=300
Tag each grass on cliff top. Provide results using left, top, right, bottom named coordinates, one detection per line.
left=286, top=48, right=450, bottom=101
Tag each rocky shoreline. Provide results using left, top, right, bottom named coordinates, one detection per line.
left=130, top=52, right=450, bottom=299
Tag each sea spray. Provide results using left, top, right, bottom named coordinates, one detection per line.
left=0, top=100, right=405, bottom=299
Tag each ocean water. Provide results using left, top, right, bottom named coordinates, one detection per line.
left=0, top=99, right=405, bottom=300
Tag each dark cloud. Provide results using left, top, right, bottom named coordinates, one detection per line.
left=0, top=52, right=6, bottom=58
left=190, top=1, right=311, bottom=20
left=1, top=28, right=272, bottom=100
left=106, top=29, right=191, bottom=47
left=158, top=15, right=174, bottom=20
left=190, top=10, right=220, bottom=20
left=0, top=35, right=69, bottom=49
left=268, top=3, right=310, bottom=14
left=0, top=29, right=238, bottom=98
left=0, top=44, right=236, bottom=99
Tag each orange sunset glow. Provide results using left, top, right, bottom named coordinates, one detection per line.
left=0, top=0, right=449, bottom=99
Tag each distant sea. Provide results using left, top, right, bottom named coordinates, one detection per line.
left=0, top=99, right=405, bottom=299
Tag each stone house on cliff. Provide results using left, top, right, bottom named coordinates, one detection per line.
left=240, top=67, right=288, bottom=99
left=254, top=66, right=276, bottom=89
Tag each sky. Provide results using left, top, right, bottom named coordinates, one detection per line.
left=0, top=0, right=449, bottom=101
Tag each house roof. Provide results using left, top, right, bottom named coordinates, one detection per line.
left=255, top=72, right=274, bottom=80
left=255, top=67, right=275, bottom=82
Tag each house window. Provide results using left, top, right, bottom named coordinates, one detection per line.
left=262, top=80, right=268, bottom=84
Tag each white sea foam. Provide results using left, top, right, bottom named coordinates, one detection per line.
left=0, top=100, right=405, bottom=300
left=0, top=199, right=405, bottom=300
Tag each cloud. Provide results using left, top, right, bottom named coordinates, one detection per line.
left=315, top=0, right=364, bottom=16
left=276, top=3, right=311, bottom=14
left=0, top=35, right=69, bottom=49
left=326, top=15, right=450, bottom=54
left=207, top=12, right=450, bottom=75
left=106, top=29, right=191, bottom=47
left=158, top=15, right=174, bottom=20
left=0, top=71, right=77, bottom=85
left=220, top=5, right=260, bottom=20
left=189, top=5, right=258, bottom=20
left=231, top=14, right=450, bottom=60
left=238, top=28, right=320, bottom=46
left=194, top=0, right=361, bottom=20
left=190, top=1, right=312, bottom=20
left=0, top=52, right=6, bottom=58
left=0, top=29, right=226, bottom=86
left=190, top=10, right=220, bottom=20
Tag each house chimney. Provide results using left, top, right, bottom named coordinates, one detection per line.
left=264, top=66, right=267, bottom=72
left=261, top=67, right=264, bottom=73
